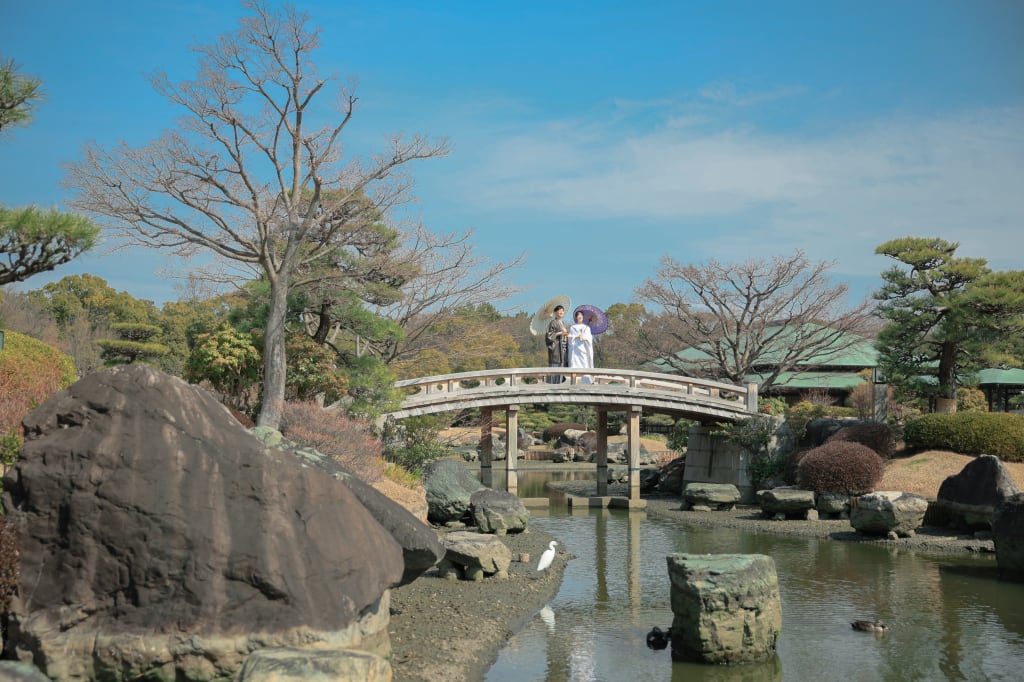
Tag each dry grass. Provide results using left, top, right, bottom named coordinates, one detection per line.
left=880, top=450, right=1024, bottom=500
left=373, top=477, right=428, bottom=522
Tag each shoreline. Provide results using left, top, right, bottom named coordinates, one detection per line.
left=388, top=526, right=566, bottom=682
left=389, top=459, right=1004, bottom=681
left=553, top=479, right=997, bottom=555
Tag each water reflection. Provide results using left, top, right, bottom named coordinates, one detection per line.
left=485, top=470, right=1024, bottom=682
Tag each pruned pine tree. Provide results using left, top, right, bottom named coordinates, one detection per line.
left=98, top=322, right=170, bottom=365
left=874, top=236, right=1024, bottom=412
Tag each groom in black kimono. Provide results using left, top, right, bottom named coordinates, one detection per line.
left=545, top=305, right=569, bottom=384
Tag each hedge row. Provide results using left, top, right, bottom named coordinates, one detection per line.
left=903, top=412, right=1024, bottom=462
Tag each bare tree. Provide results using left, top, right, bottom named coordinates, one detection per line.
left=636, top=250, right=874, bottom=391
left=367, top=226, right=524, bottom=364
left=64, top=2, right=448, bottom=428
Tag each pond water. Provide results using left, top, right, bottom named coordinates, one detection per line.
left=484, top=471, right=1024, bottom=682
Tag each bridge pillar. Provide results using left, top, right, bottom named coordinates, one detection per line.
left=480, top=407, right=493, bottom=488
left=628, top=405, right=642, bottom=501
left=505, top=405, right=519, bottom=494
left=596, top=410, right=609, bottom=496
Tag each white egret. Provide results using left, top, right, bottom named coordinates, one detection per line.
left=537, top=541, right=558, bottom=572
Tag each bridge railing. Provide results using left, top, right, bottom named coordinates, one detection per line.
left=394, top=367, right=758, bottom=413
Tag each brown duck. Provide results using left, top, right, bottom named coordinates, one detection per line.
left=851, top=620, right=888, bottom=633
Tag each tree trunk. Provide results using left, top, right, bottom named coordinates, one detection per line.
left=257, top=277, right=290, bottom=429
left=936, top=341, right=958, bottom=413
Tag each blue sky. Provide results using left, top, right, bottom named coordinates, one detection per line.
left=2, top=0, right=1023, bottom=316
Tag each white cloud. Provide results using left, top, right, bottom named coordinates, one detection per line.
left=444, top=100, right=1024, bottom=282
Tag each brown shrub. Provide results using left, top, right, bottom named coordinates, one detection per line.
left=797, top=441, right=885, bottom=495
left=280, top=401, right=385, bottom=483
left=227, top=406, right=255, bottom=428
left=826, top=423, right=898, bottom=460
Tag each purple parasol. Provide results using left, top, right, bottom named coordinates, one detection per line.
left=573, top=304, right=609, bottom=335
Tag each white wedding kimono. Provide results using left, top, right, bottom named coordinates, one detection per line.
left=568, top=322, right=594, bottom=384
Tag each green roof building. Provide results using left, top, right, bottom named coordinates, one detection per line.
left=647, top=323, right=878, bottom=402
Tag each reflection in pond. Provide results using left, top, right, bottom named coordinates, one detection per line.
left=484, top=470, right=1024, bottom=682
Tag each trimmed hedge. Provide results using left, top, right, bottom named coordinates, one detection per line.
left=797, top=441, right=885, bottom=495
left=904, top=413, right=1024, bottom=462
left=1, top=331, right=77, bottom=468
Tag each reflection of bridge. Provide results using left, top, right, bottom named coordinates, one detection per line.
left=387, top=368, right=758, bottom=505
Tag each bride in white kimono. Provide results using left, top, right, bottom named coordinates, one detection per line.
left=568, top=310, right=594, bottom=384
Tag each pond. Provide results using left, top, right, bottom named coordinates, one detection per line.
left=484, top=471, right=1024, bottom=682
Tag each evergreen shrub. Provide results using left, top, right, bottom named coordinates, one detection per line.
left=797, top=441, right=885, bottom=495
left=758, top=396, right=788, bottom=416
left=667, top=418, right=697, bottom=452
left=826, top=422, right=899, bottom=460
left=904, top=413, right=1024, bottom=462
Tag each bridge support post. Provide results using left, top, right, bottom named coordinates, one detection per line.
left=628, top=405, right=642, bottom=501
left=746, top=382, right=759, bottom=413
left=480, top=407, right=493, bottom=488
left=596, top=410, right=608, bottom=496
left=505, top=405, right=519, bottom=494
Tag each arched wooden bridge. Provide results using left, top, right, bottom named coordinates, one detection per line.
left=386, top=368, right=758, bottom=504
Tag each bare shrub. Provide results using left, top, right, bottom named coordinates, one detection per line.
left=797, top=441, right=885, bottom=495
left=802, top=387, right=836, bottom=406
left=848, top=382, right=874, bottom=419
left=827, top=423, right=898, bottom=460
left=280, top=401, right=385, bottom=483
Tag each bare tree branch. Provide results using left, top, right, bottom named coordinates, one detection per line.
left=636, top=250, right=874, bottom=391
left=62, top=1, right=449, bottom=428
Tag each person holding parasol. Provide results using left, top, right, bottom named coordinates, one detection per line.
left=568, top=308, right=595, bottom=383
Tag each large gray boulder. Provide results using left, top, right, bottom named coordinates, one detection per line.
left=756, top=488, right=816, bottom=519
left=666, top=553, right=782, bottom=665
left=992, top=492, right=1024, bottom=581
left=850, top=491, right=929, bottom=538
left=1, top=365, right=405, bottom=681
left=441, top=530, right=513, bottom=580
left=930, top=455, right=1021, bottom=531
left=639, top=468, right=660, bottom=493
left=656, top=456, right=686, bottom=494
left=682, top=482, right=742, bottom=510
left=250, top=428, right=443, bottom=586
left=470, top=488, right=530, bottom=534
left=423, top=458, right=486, bottom=524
